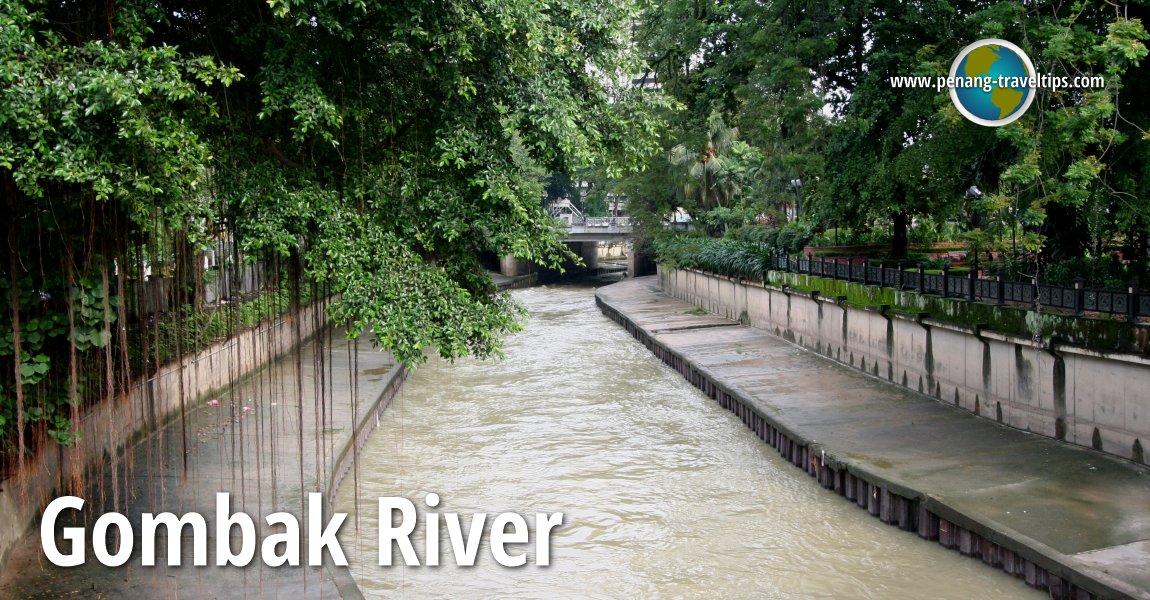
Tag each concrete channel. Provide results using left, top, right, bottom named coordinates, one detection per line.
left=597, top=276, right=1150, bottom=600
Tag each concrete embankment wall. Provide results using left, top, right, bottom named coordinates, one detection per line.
left=661, top=267, right=1150, bottom=465
left=596, top=283, right=1143, bottom=600
left=497, top=273, right=539, bottom=290
left=326, top=364, right=407, bottom=507
left=0, top=300, right=331, bottom=572
left=324, top=358, right=408, bottom=600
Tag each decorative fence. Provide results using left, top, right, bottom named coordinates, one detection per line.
left=771, top=254, right=1150, bottom=322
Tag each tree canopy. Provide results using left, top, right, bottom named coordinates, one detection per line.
left=1, top=0, right=667, bottom=455
left=5, top=0, right=1150, bottom=461
left=623, top=0, right=1149, bottom=266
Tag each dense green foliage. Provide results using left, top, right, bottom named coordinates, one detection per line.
left=728, top=222, right=813, bottom=254
left=655, top=237, right=773, bottom=279
left=618, top=0, right=1150, bottom=279
left=0, top=0, right=666, bottom=456
left=5, top=0, right=1148, bottom=463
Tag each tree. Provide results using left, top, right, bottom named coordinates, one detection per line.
left=669, top=111, right=743, bottom=210
left=637, top=0, right=1150, bottom=267
left=990, top=3, right=1149, bottom=270
left=0, top=0, right=668, bottom=455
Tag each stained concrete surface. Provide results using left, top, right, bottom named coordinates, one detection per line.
left=598, top=277, right=1150, bottom=599
left=0, top=331, right=398, bottom=600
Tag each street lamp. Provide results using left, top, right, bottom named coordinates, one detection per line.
left=789, top=178, right=803, bottom=222
left=964, top=186, right=985, bottom=267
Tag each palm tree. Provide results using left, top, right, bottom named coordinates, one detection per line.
left=669, top=110, right=740, bottom=209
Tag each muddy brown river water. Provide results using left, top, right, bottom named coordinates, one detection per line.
left=335, top=284, right=1040, bottom=598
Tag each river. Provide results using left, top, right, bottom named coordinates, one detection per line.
left=334, top=284, right=1039, bottom=598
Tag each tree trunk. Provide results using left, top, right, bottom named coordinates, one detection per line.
left=892, top=211, right=909, bottom=259
left=1041, top=203, right=1087, bottom=263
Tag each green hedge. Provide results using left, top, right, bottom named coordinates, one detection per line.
left=654, top=237, right=772, bottom=280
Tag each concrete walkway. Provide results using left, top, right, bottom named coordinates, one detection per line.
left=598, top=277, right=1150, bottom=600
left=0, top=329, right=402, bottom=600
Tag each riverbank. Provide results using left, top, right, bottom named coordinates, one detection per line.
left=0, top=298, right=332, bottom=575
left=491, top=271, right=538, bottom=290
left=0, top=328, right=406, bottom=599
left=597, top=277, right=1150, bottom=600
left=660, top=266, right=1150, bottom=464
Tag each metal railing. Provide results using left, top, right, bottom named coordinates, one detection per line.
left=570, top=216, right=632, bottom=228
left=770, top=253, right=1148, bottom=322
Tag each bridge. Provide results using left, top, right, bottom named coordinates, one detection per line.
left=554, top=215, right=633, bottom=272
left=499, top=209, right=644, bottom=279
left=558, top=215, right=633, bottom=242
left=547, top=199, right=633, bottom=242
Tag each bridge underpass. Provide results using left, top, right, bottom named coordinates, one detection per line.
left=498, top=216, right=652, bottom=280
